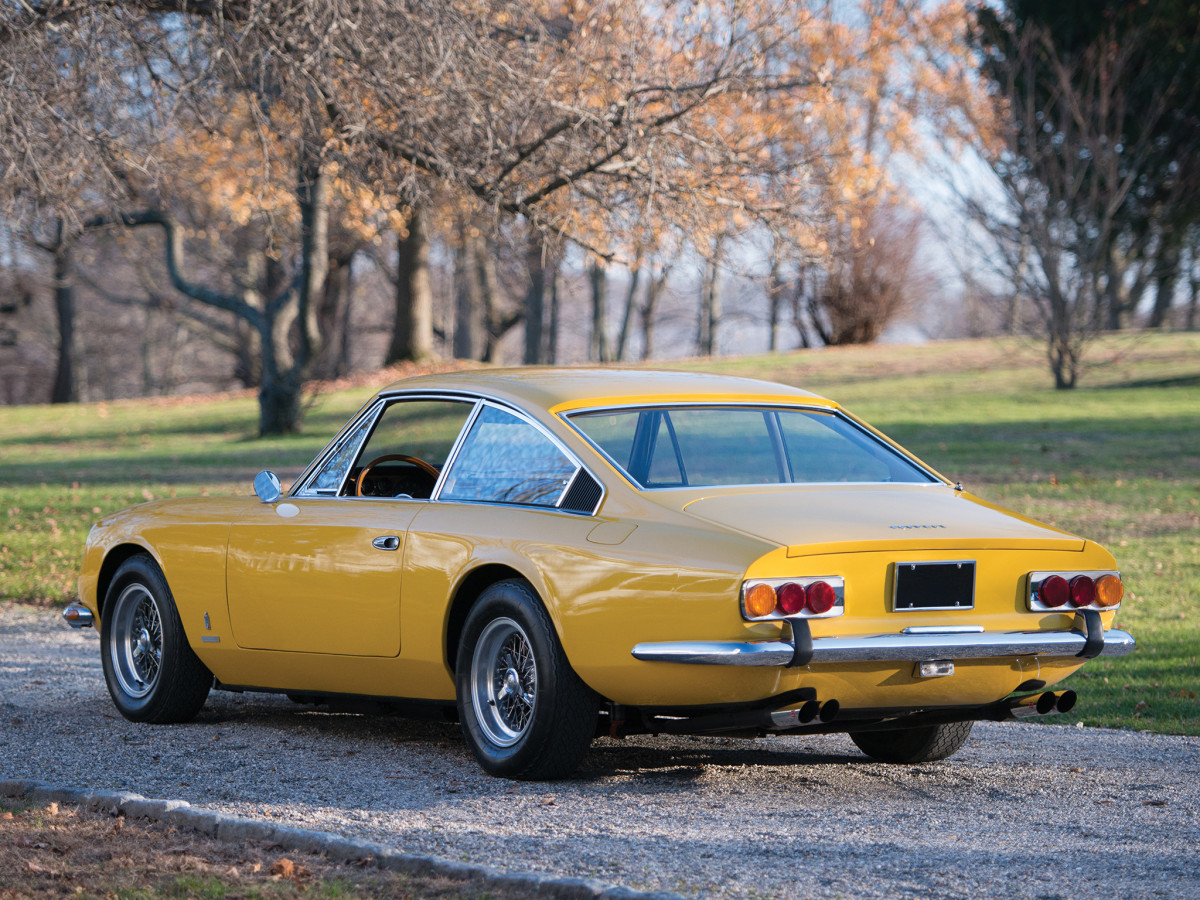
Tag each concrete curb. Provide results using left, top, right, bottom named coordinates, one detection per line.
left=0, top=778, right=683, bottom=900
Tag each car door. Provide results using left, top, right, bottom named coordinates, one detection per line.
left=225, top=397, right=476, bottom=657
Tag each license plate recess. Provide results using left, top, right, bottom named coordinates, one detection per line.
left=893, top=561, right=976, bottom=611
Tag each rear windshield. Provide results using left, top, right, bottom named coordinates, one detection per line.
left=568, top=406, right=936, bottom=489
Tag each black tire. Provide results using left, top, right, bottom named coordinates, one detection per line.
left=850, top=721, right=973, bottom=764
left=455, top=579, right=596, bottom=779
left=100, top=554, right=212, bottom=723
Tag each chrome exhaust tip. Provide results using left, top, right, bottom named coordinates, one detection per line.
left=768, top=698, right=838, bottom=729
left=1006, top=690, right=1074, bottom=719
left=818, top=699, right=840, bottom=723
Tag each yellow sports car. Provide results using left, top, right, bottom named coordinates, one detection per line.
left=66, top=369, right=1134, bottom=779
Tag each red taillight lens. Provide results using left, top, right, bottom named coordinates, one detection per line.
left=1095, top=574, right=1124, bottom=608
left=777, top=582, right=807, bottom=615
left=805, top=580, right=837, bottom=615
left=1069, top=575, right=1096, bottom=607
left=1038, top=574, right=1070, bottom=608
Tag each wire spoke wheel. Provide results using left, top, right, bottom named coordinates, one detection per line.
left=108, top=583, right=164, bottom=699
left=470, top=617, right=538, bottom=747
left=456, top=579, right=596, bottom=779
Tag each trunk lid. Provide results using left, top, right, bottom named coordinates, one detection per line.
left=676, top=484, right=1085, bottom=556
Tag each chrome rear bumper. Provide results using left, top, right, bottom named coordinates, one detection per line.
left=632, top=613, right=1135, bottom=667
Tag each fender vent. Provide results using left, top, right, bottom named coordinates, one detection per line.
left=560, top=469, right=603, bottom=514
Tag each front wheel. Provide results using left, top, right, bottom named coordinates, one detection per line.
left=456, top=580, right=596, bottom=779
left=850, top=721, right=973, bottom=764
left=100, top=554, right=212, bottom=723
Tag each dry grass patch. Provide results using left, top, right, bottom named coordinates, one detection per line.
left=0, top=798, right=528, bottom=899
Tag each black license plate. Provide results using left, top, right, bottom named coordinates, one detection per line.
left=893, top=561, right=975, bottom=611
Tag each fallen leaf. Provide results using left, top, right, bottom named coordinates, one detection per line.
left=271, top=858, right=296, bottom=879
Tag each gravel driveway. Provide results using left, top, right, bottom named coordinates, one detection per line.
left=3, top=603, right=1197, bottom=899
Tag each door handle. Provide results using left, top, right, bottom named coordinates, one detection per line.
left=372, top=535, right=400, bottom=551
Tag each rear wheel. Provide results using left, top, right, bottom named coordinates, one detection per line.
left=456, top=579, right=596, bottom=779
left=850, top=721, right=973, bottom=764
left=100, top=555, right=212, bottom=723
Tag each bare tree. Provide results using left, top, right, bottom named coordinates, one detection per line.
left=964, top=7, right=1196, bottom=386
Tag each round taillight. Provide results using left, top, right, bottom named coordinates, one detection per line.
left=1069, top=575, right=1096, bottom=608
left=777, top=582, right=807, bottom=615
left=1038, top=574, right=1070, bottom=608
left=805, top=580, right=837, bottom=615
left=1094, top=574, right=1124, bottom=608
left=744, top=583, right=777, bottom=617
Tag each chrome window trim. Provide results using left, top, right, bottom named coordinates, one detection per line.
left=292, top=389, right=605, bottom=513
left=562, top=401, right=944, bottom=491
left=292, top=399, right=386, bottom=498
left=294, top=393, right=480, bottom=500
left=429, top=400, right=484, bottom=501
left=434, top=398, right=605, bottom=515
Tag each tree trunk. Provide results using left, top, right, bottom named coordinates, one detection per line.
left=616, top=261, right=642, bottom=362
left=313, top=253, right=354, bottom=378
left=296, top=153, right=329, bottom=370
left=640, top=264, right=670, bottom=361
left=388, top=207, right=435, bottom=363
left=523, top=233, right=546, bottom=365
left=1188, top=268, right=1199, bottom=331
left=698, top=247, right=722, bottom=356
left=476, top=234, right=518, bottom=363
left=1149, top=232, right=1182, bottom=329
left=454, top=234, right=484, bottom=360
left=258, top=367, right=302, bottom=435
left=50, top=230, right=78, bottom=404
left=232, top=318, right=262, bottom=388
left=589, top=263, right=609, bottom=363
left=1047, top=325, right=1078, bottom=389
left=767, top=255, right=784, bottom=353
left=336, top=258, right=355, bottom=376
left=546, top=255, right=560, bottom=364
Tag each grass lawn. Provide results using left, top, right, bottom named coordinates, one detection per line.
left=1, top=333, right=1197, bottom=735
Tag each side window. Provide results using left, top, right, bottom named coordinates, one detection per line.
left=779, top=412, right=895, bottom=483
left=440, top=406, right=577, bottom=507
left=350, top=399, right=476, bottom=498
left=646, top=414, right=684, bottom=486
left=310, top=414, right=376, bottom=493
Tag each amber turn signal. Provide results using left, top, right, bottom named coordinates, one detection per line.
left=1094, top=574, right=1124, bottom=608
left=744, top=583, right=777, bottom=618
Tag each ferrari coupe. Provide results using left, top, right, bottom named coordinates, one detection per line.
left=66, top=369, right=1134, bottom=779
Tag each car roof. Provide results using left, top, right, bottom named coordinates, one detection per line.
left=379, top=367, right=835, bottom=413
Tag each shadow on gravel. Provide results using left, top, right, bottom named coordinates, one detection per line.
left=582, top=739, right=864, bottom=781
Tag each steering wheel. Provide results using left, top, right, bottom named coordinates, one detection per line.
left=355, top=454, right=441, bottom=497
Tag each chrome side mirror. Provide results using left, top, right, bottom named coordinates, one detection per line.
left=254, top=470, right=282, bottom=503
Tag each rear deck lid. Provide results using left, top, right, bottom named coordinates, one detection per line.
left=678, top=484, right=1085, bottom=556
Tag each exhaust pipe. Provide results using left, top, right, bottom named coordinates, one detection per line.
left=769, top=698, right=838, bottom=730
left=1005, top=691, right=1074, bottom=719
